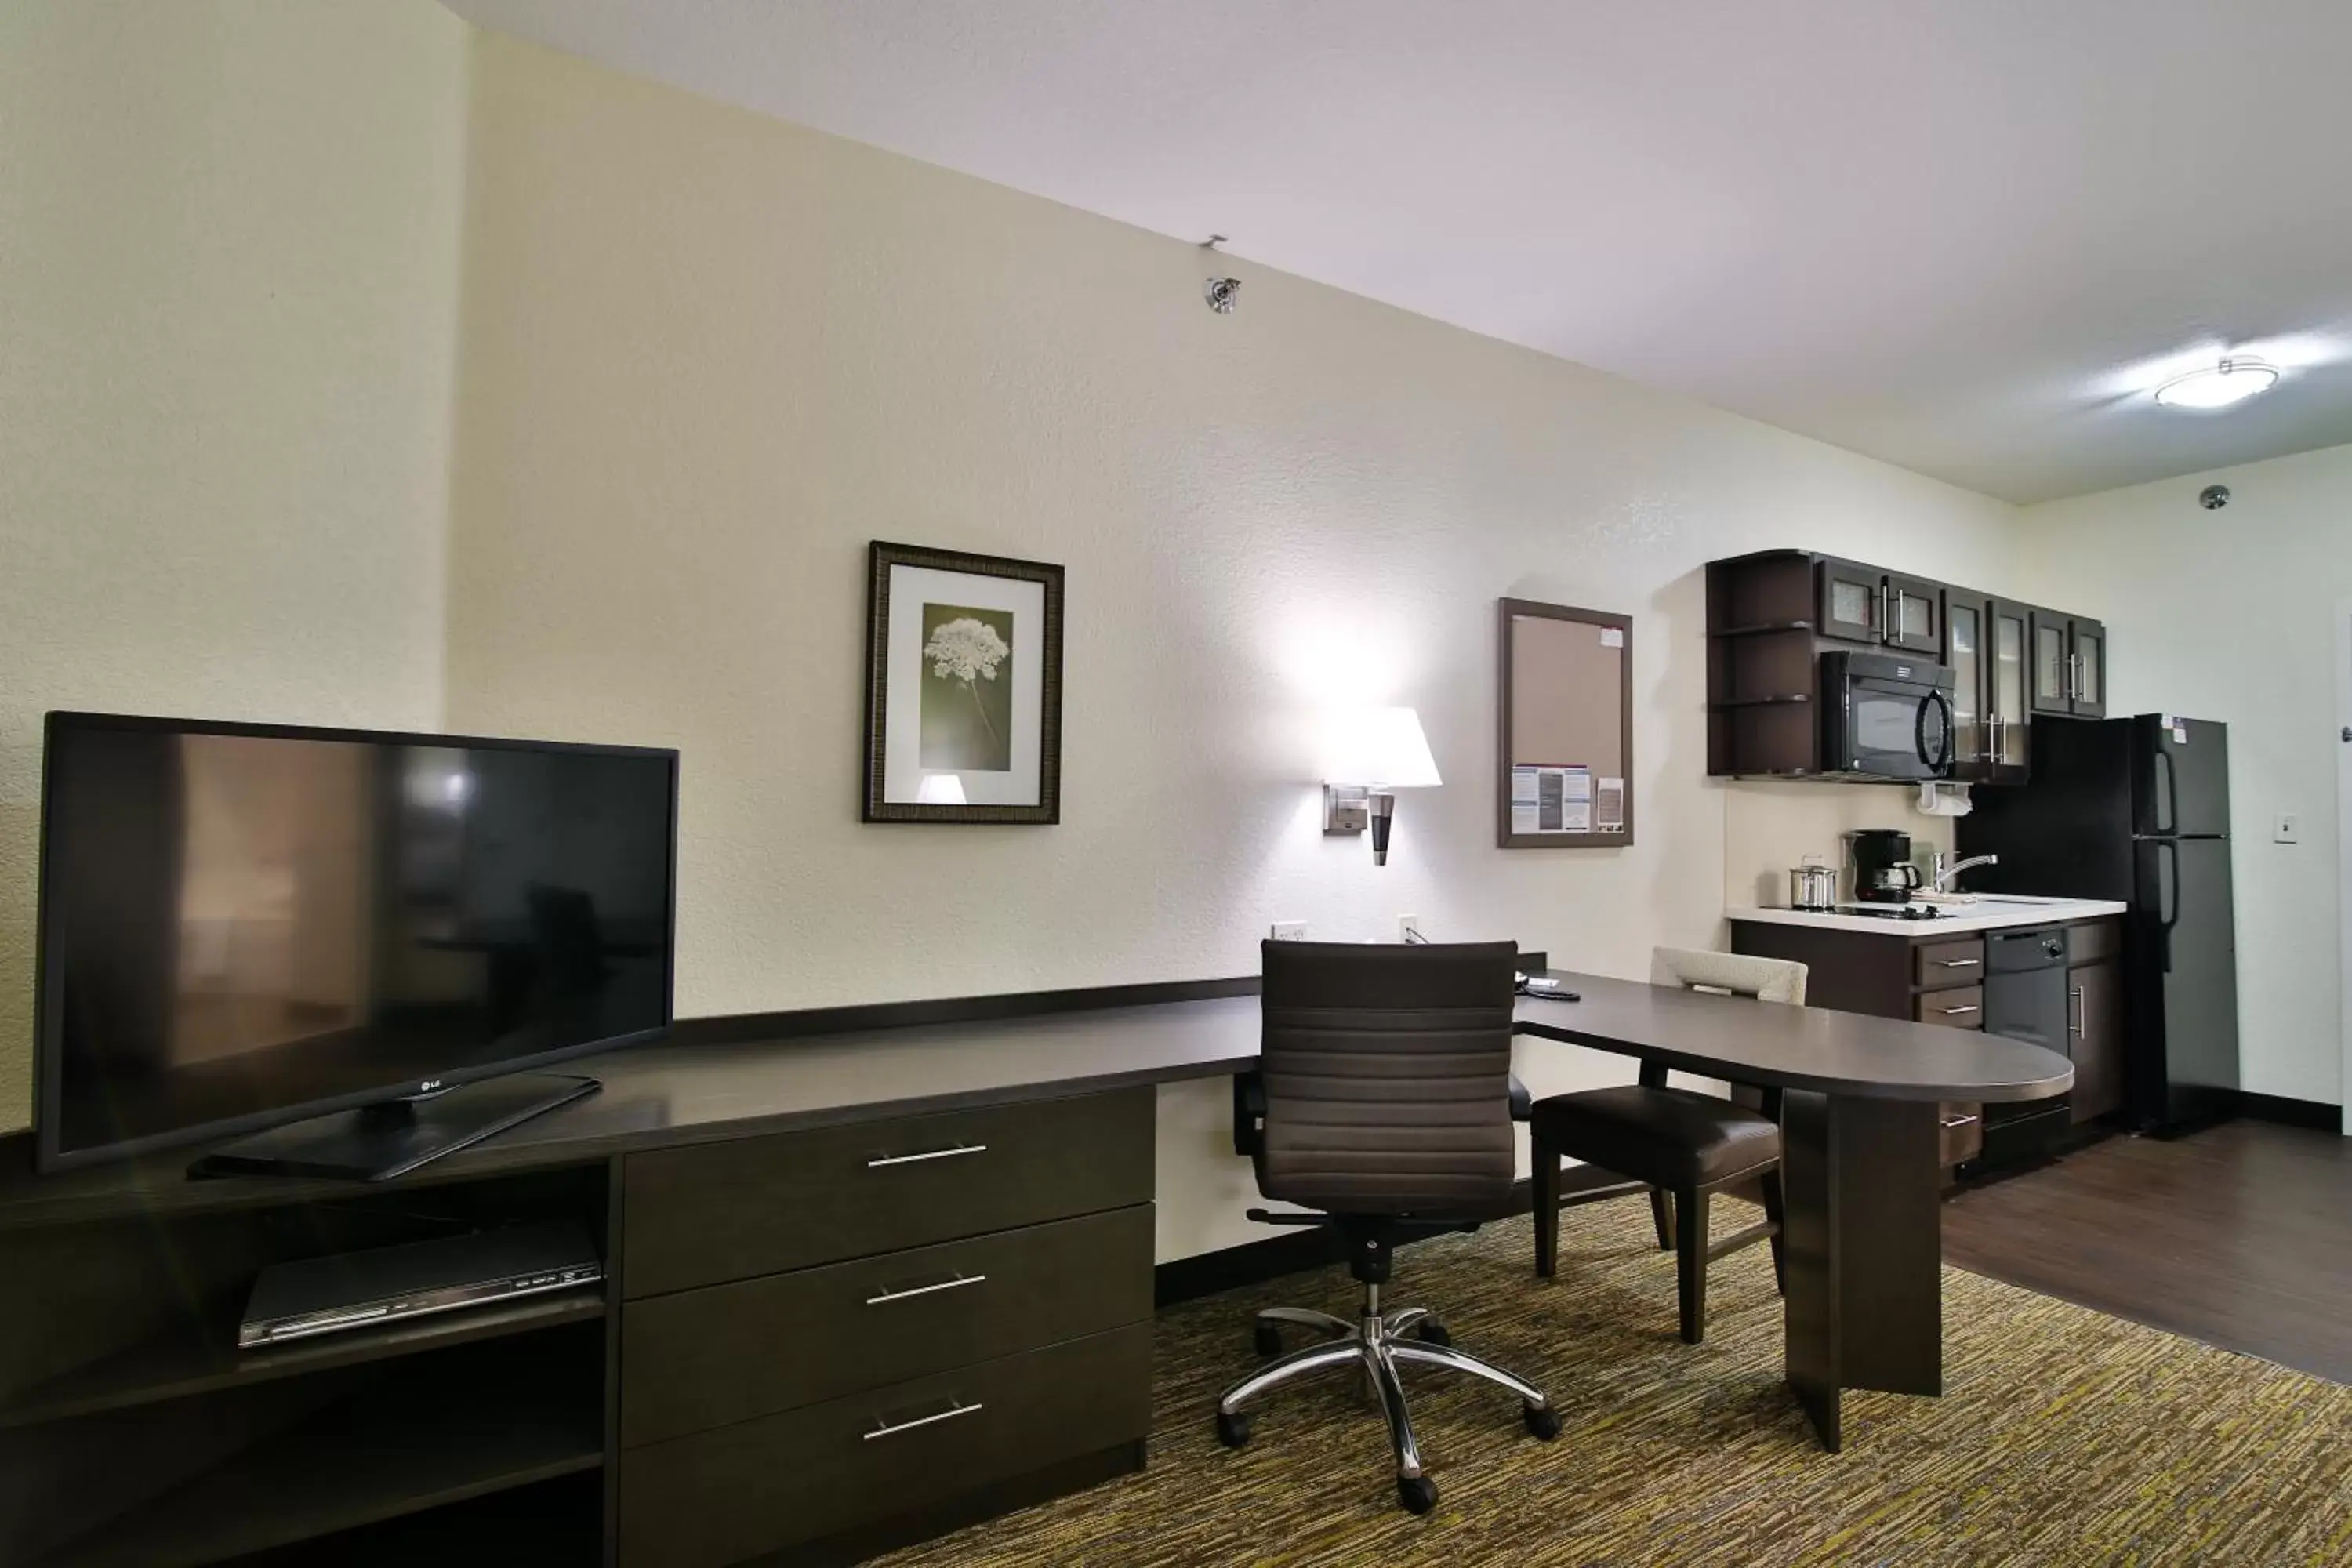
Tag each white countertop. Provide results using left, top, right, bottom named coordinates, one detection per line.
left=1725, top=896, right=2129, bottom=935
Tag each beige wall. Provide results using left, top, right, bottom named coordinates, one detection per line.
left=0, top=0, right=471, bottom=1130
left=442, top=34, right=2027, bottom=1257
left=2022, top=441, right=2352, bottom=1115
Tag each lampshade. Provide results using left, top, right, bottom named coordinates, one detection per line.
left=1326, top=706, right=1441, bottom=789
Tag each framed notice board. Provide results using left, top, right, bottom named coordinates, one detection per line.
left=1497, top=598, right=1633, bottom=848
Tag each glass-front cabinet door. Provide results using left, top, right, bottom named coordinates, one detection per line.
left=2071, top=619, right=2107, bottom=719
left=2031, top=610, right=2073, bottom=717
left=1883, top=572, right=1944, bottom=655
left=1990, top=599, right=2031, bottom=779
left=1945, top=597, right=1984, bottom=775
left=1816, top=557, right=1882, bottom=643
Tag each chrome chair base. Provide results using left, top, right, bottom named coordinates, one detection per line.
left=1214, top=1283, right=1558, bottom=1513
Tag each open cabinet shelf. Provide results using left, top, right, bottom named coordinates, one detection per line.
left=0, top=1290, right=605, bottom=1432
left=38, top=1330, right=603, bottom=1568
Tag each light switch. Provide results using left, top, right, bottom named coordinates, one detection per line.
left=2274, top=815, right=2301, bottom=844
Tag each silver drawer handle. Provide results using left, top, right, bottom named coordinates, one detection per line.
left=1934, top=958, right=1982, bottom=968
left=1940, top=1115, right=1980, bottom=1129
left=866, top=1143, right=987, bottom=1169
left=1939, top=1004, right=1981, bottom=1016
left=866, top=1272, right=987, bottom=1306
left=865, top=1399, right=983, bottom=1442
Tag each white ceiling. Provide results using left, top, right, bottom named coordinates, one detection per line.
left=445, top=0, right=2352, bottom=503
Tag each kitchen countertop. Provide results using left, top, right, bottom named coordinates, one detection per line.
left=1726, top=897, right=2129, bottom=935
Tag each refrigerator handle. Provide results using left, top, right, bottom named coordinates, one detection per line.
left=2154, top=744, right=2178, bottom=836
left=2156, top=839, right=2180, bottom=973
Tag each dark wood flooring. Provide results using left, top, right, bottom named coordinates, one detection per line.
left=1943, top=1119, right=2352, bottom=1385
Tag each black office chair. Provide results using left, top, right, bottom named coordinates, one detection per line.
left=1214, top=940, right=1559, bottom=1515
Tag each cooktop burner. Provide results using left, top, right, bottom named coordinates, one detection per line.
left=1830, top=903, right=1944, bottom=920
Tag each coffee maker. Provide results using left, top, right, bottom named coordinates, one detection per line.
left=1848, top=829, right=1923, bottom=905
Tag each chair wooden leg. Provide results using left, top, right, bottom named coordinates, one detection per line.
left=1759, top=1163, right=1788, bottom=1295
left=1675, top=1188, right=1710, bottom=1345
left=1648, top=1187, right=1675, bottom=1251
left=1533, top=1134, right=1561, bottom=1278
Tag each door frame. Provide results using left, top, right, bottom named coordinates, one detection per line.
left=2336, top=601, right=2352, bottom=1134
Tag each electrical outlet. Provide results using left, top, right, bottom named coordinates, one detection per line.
left=2274, top=815, right=2301, bottom=844
left=1398, top=914, right=1427, bottom=944
left=1269, top=921, right=1308, bottom=942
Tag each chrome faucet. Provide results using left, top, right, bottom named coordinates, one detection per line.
left=1929, top=851, right=1999, bottom=892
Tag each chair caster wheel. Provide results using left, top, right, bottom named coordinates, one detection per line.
left=1412, top=1318, right=1452, bottom=1348
left=1523, top=1403, right=1561, bottom=1440
left=1214, top=1409, right=1252, bottom=1448
left=1396, top=1474, right=1438, bottom=1514
left=1253, top=1319, right=1284, bottom=1359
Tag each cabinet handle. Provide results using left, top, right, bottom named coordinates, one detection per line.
left=2071, top=984, right=2087, bottom=1040
left=1940, top=1114, right=1980, bottom=1129
left=865, top=1398, right=984, bottom=1442
left=866, top=1142, right=988, bottom=1169
left=866, top=1271, right=987, bottom=1306
left=1938, top=1004, right=1981, bottom=1016
left=1934, top=957, right=1982, bottom=968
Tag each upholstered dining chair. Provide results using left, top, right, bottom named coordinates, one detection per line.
left=1526, top=948, right=1806, bottom=1343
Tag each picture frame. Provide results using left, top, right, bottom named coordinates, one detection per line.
left=862, top=540, right=1065, bottom=824
left=1497, top=597, right=1634, bottom=848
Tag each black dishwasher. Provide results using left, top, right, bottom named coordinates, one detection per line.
left=1975, top=926, right=2073, bottom=1171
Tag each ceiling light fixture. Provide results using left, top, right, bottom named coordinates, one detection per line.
left=2153, top=357, right=2280, bottom=411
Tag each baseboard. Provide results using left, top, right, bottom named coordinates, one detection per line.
left=2234, top=1091, right=2343, bottom=1132
left=1154, top=1177, right=1548, bottom=1306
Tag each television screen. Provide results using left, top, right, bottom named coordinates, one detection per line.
left=35, top=714, right=677, bottom=1171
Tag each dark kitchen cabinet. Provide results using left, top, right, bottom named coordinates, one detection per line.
left=2032, top=610, right=2107, bottom=719
left=1730, top=915, right=2123, bottom=1178
left=1708, top=548, right=2106, bottom=780
left=1944, top=590, right=2033, bottom=784
left=1882, top=571, right=1944, bottom=655
left=1817, top=557, right=1883, bottom=642
left=1816, top=557, right=1941, bottom=652
left=2069, top=952, right=2124, bottom=1123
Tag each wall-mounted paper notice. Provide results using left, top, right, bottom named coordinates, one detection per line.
left=1599, top=626, right=1624, bottom=649
left=1595, top=777, right=1625, bottom=833
left=1512, top=764, right=1592, bottom=833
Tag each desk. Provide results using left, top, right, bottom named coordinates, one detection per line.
left=0, top=971, right=2064, bottom=1565
left=1512, top=971, right=2071, bottom=1450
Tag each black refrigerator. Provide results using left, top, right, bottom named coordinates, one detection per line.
left=1958, top=715, right=2239, bottom=1133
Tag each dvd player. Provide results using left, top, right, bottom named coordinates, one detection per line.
left=239, top=1218, right=603, bottom=1348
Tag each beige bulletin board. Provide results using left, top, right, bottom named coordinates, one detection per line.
left=1497, top=598, right=1634, bottom=848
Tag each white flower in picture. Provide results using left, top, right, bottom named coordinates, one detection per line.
left=924, top=615, right=1011, bottom=742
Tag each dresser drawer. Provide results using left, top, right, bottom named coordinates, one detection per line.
left=622, top=1087, right=1154, bottom=1298
left=1914, top=938, right=1986, bottom=989
left=618, top=1322, right=1152, bottom=1568
left=621, top=1204, right=1152, bottom=1447
left=1915, top=985, right=1984, bottom=1028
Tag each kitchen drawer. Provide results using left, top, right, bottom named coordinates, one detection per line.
left=2067, top=917, right=2122, bottom=966
left=1939, top=1104, right=1983, bottom=1168
left=618, top=1322, right=1152, bottom=1568
left=621, top=1205, right=1152, bottom=1447
left=1913, top=938, right=1986, bottom=989
left=1915, top=985, right=1984, bottom=1029
left=622, top=1087, right=1154, bottom=1298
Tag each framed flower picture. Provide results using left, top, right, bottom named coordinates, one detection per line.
left=862, top=541, right=1065, bottom=824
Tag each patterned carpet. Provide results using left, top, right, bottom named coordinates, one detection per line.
left=878, top=1200, right=2352, bottom=1566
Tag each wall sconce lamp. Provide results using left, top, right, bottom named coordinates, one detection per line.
left=1322, top=706, right=1441, bottom=866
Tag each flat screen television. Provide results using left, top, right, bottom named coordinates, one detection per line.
left=34, top=713, right=677, bottom=1177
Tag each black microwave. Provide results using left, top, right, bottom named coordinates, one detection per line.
left=1820, top=651, right=1955, bottom=780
